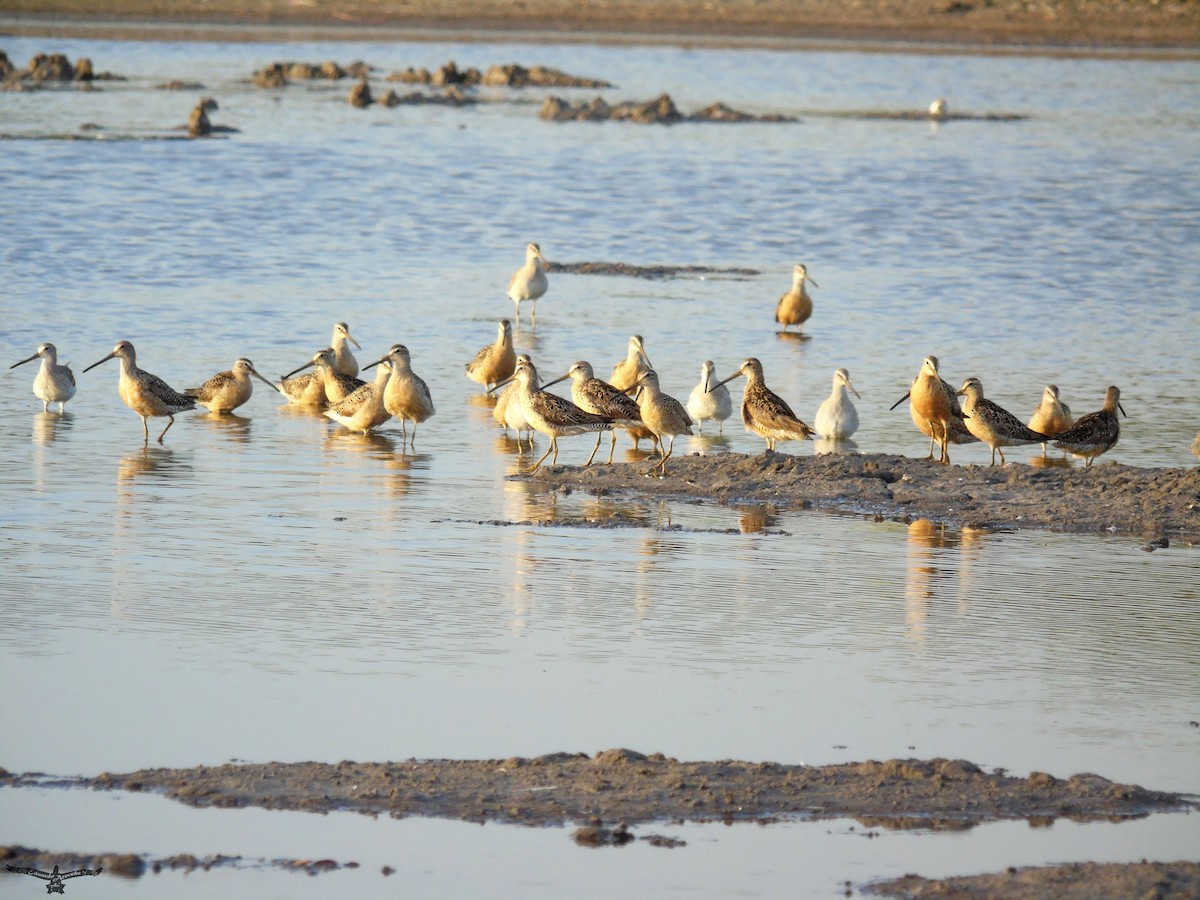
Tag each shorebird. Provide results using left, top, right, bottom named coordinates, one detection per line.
left=710, top=357, right=815, bottom=451
left=323, top=360, right=394, bottom=434
left=330, top=321, right=362, bottom=378
left=609, top=335, right=653, bottom=392
left=543, top=360, right=643, bottom=465
left=282, top=349, right=364, bottom=405
left=634, top=370, right=693, bottom=475
left=466, top=319, right=517, bottom=392
left=892, top=356, right=969, bottom=464
left=775, top=264, right=818, bottom=332
left=493, top=355, right=535, bottom=448
left=278, top=354, right=327, bottom=406
left=83, top=340, right=196, bottom=442
left=687, top=360, right=732, bottom=434
left=1052, top=386, right=1125, bottom=468
left=185, top=357, right=277, bottom=414
left=507, top=242, right=549, bottom=327
left=502, top=356, right=613, bottom=473
left=1027, top=384, right=1074, bottom=456
left=956, top=377, right=1050, bottom=465
left=10, top=342, right=75, bottom=412
left=814, top=367, right=861, bottom=440
left=929, top=98, right=948, bottom=119
left=364, top=344, right=434, bottom=447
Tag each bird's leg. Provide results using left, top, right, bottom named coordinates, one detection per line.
left=141, top=416, right=150, bottom=443
left=997, top=446, right=1006, bottom=465
left=606, top=430, right=617, bottom=465
left=550, top=436, right=560, bottom=465
left=585, top=432, right=602, bottom=467
left=530, top=440, right=554, bottom=473
left=159, top=415, right=175, bottom=443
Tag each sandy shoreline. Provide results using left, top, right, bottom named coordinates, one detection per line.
left=1, top=0, right=1197, bottom=55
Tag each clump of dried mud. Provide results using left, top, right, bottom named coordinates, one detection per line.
left=864, top=860, right=1200, bottom=898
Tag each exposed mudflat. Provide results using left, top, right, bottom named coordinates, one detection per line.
left=13, top=752, right=1190, bottom=829
left=0, top=844, right=354, bottom=878
left=865, top=860, right=1200, bottom=898
left=521, top=451, right=1200, bottom=540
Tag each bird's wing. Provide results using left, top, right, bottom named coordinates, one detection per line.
left=62, top=868, right=102, bottom=878
left=6, top=865, right=51, bottom=879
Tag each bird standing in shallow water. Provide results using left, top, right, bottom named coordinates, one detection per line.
left=330, top=322, right=361, bottom=378
left=1027, top=384, right=1073, bottom=457
left=775, top=264, right=818, bottom=332
left=323, top=360, right=394, bottom=434
left=466, top=319, right=517, bottom=392
left=634, top=370, right=693, bottom=475
left=710, top=358, right=815, bottom=451
left=502, top=356, right=613, bottom=473
left=609, top=335, right=653, bottom=392
left=507, top=242, right=549, bottom=328
left=10, top=343, right=75, bottom=412
left=186, top=358, right=277, bottom=414
left=84, top=340, right=195, bottom=442
left=814, top=367, right=861, bottom=440
left=1052, top=386, right=1125, bottom=468
left=687, top=360, right=732, bottom=434
left=282, top=349, right=364, bottom=406
left=543, top=360, right=643, bottom=466
left=365, top=344, right=434, bottom=448
left=956, top=377, right=1049, bottom=465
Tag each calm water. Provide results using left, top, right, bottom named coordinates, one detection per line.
left=1, top=34, right=1198, bottom=898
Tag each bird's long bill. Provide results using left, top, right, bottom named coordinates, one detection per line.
left=347, top=333, right=362, bottom=350
left=639, top=350, right=653, bottom=370
left=541, top=373, right=570, bottom=390
left=489, top=375, right=515, bottom=394
left=702, top=371, right=711, bottom=394
left=1118, top=401, right=1127, bottom=418
left=846, top=380, right=862, bottom=400
left=888, top=391, right=911, bottom=411
left=9, top=353, right=39, bottom=369
left=82, top=352, right=116, bottom=373
left=708, top=372, right=740, bottom=393
left=360, top=357, right=388, bottom=373
left=805, top=274, right=819, bottom=289
left=282, top=360, right=317, bottom=379
left=251, top=370, right=283, bottom=393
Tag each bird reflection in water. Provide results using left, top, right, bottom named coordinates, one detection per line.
left=118, top=445, right=191, bottom=485
left=1027, top=453, right=1073, bottom=470
left=688, top=431, right=732, bottom=454
left=737, top=503, right=778, bottom=534
left=32, top=410, right=73, bottom=446
left=904, top=519, right=990, bottom=642
left=814, top=437, right=859, bottom=456
left=195, top=411, right=252, bottom=443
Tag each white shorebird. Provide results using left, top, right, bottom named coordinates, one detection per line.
left=10, top=343, right=76, bottom=412
left=507, top=242, right=549, bottom=328
left=185, top=358, right=277, bottom=414
left=687, top=360, right=732, bottom=434
left=84, top=340, right=195, bottom=442
left=493, top=354, right=535, bottom=448
left=814, top=367, right=861, bottom=440
left=330, top=321, right=362, bottom=378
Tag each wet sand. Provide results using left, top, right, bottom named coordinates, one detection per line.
left=2, top=0, right=1197, bottom=53
left=523, top=451, right=1200, bottom=540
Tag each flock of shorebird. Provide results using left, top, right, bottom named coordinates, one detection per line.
left=10, top=245, right=1149, bottom=473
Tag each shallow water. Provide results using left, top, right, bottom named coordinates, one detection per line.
left=1, top=34, right=1199, bottom=897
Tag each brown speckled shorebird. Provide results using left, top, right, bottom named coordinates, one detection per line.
left=507, top=242, right=549, bottom=328
left=687, top=360, right=733, bottom=434
left=283, top=349, right=364, bottom=405
left=330, top=321, right=361, bottom=378
left=892, top=356, right=969, bottom=464
left=83, top=340, right=196, bottom=442
left=467, top=319, right=517, bottom=392
left=609, top=335, right=653, bottom=392
left=543, top=360, right=643, bottom=465
left=710, top=357, right=814, bottom=451
left=502, top=356, right=613, bottom=473
left=1052, top=386, right=1126, bottom=468
left=185, top=358, right=278, bottom=414
left=1027, top=384, right=1074, bottom=457
left=634, top=370, right=693, bottom=475
left=956, top=377, right=1050, bottom=465
left=10, top=343, right=76, bottom=412
left=364, top=344, right=434, bottom=448
left=323, top=360, right=394, bottom=434
left=775, top=264, right=817, bottom=332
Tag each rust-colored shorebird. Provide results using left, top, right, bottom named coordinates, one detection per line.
left=364, top=344, right=434, bottom=447
left=84, top=340, right=195, bottom=442
left=1052, top=386, right=1125, bottom=468
left=775, top=263, right=818, bottom=332
left=814, top=367, right=861, bottom=440
left=543, top=360, right=643, bottom=465
left=502, top=356, right=613, bottom=473
left=323, top=359, right=394, bottom=434
left=634, top=370, right=693, bottom=475
left=10, top=342, right=75, bottom=412
left=466, top=319, right=517, bottom=392
left=687, top=359, right=732, bottom=434
left=710, top=357, right=815, bottom=451
left=892, top=356, right=970, bottom=464
left=609, top=334, right=653, bottom=392
left=330, top=321, right=362, bottom=378
left=956, top=377, right=1050, bottom=465
left=186, top=358, right=278, bottom=414
left=1027, top=384, right=1074, bottom=456
left=507, top=242, right=549, bottom=328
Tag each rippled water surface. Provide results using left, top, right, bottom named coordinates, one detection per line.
left=2, top=33, right=1198, bottom=898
